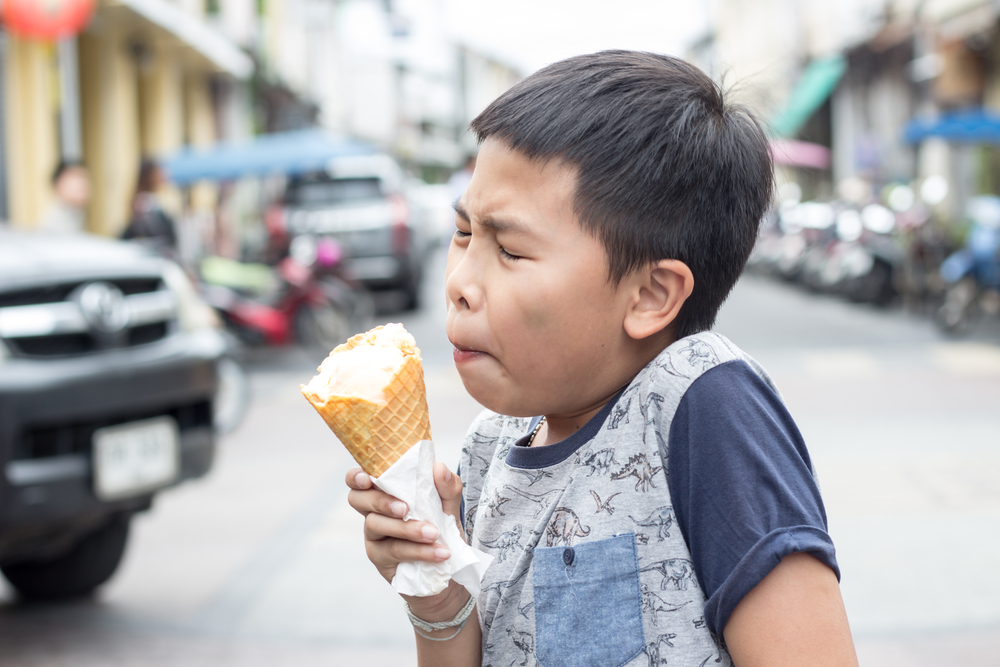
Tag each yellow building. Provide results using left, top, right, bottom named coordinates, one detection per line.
left=1, top=0, right=252, bottom=235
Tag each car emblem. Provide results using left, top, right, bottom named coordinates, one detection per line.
left=77, top=282, right=130, bottom=333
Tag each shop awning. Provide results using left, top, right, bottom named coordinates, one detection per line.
left=164, top=129, right=379, bottom=184
left=771, top=55, right=846, bottom=139
left=116, top=0, right=253, bottom=79
left=904, top=108, right=1000, bottom=144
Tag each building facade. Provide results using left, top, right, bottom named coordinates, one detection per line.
left=697, top=0, right=1000, bottom=217
left=1, top=0, right=252, bottom=235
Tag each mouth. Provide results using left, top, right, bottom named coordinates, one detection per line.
left=450, top=341, right=488, bottom=364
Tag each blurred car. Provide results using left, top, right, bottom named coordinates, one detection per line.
left=0, top=229, right=228, bottom=599
left=281, top=154, right=433, bottom=309
left=406, top=180, right=460, bottom=245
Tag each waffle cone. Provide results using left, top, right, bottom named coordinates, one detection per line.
left=301, top=325, right=432, bottom=478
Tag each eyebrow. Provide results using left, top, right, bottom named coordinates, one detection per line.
left=453, top=201, right=531, bottom=234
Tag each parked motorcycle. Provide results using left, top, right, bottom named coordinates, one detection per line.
left=935, top=196, right=1000, bottom=334
left=288, top=234, right=375, bottom=336
left=198, top=242, right=353, bottom=353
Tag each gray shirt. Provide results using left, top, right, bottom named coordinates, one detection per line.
left=459, top=331, right=836, bottom=667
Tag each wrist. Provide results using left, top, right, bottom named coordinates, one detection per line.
left=403, top=580, right=470, bottom=623
left=404, top=583, right=477, bottom=643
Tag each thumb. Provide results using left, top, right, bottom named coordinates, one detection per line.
left=433, top=461, right=464, bottom=533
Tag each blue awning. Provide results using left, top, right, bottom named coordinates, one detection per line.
left=904, top=108, right=1000, bottom=144
left=164, top=129, right=379, bottom=185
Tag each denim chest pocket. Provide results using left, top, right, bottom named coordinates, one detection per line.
left=532, top=534, right=645, bottom=667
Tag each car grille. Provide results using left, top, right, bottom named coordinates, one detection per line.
left=13, top=400, right=213, bottom=461
left=0, top=277, right=176, bottom=358
left=0, top=278, right=162, bottom=309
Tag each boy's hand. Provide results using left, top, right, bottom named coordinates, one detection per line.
left=345, top=461, right=465, bottom=587
left=348, top=464, right=480, bottom=658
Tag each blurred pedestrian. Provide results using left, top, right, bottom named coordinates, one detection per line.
left=122, top=158, right=178, bottom=256
left=39, top=160, right=90, bottom=234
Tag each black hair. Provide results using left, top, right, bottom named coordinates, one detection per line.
left=470, top=51, right=774, bottom=338
left=135, top=158, right=162, bottom=194
left=51, top=159, right=85, bottom=185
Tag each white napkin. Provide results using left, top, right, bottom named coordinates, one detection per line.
left=373, top=440, right=493, bottom=597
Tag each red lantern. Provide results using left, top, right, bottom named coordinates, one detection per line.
left=1, top=0, right=97, bottom=40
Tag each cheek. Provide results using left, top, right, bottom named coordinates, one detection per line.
left=515, top=267, right=608, bottom=332
left=492, top=273, right=551, bottom=333
left=523, top=304, right=549, bottom=329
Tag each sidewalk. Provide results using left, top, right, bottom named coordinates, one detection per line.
left=855, top=626, right=1000, bottom=667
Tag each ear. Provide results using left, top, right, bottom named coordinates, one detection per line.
left=622, top=260, right=694, bottom=341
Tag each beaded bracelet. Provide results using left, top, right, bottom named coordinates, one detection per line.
left=404, top=592, right=477, bottom=641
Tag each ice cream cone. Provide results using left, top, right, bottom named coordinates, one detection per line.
left=300, top=324, right=432, bottom=477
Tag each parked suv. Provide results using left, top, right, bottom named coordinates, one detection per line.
left=282, top=154, right=433, bottom=309
left=0, top=229, right=226, bottom=599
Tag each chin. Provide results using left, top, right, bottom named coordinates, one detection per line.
left=457, top=370, right=539, bottom=418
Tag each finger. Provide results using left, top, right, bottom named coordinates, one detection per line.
left=433, top=462, right=464, bottom=531
left=345, top=467, right=373, bottom=490
left=367, top=537, right=451, bottom=570
left=434, top=462, right=463, bottom=503
left=364, top=512, right=441, bottom=544
left=348, top=487, right=408, bottom=519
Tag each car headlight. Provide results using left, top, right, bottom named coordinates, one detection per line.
left=161, top=262, right=221, bottom=332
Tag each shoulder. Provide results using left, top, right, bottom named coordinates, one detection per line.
left=647, top=331, right=774, bottom=389
left=627, top=332, right=780, bottom=437
left=666, top=353, right=811, bottom=492
left=670, top=358, right=807, bottom=469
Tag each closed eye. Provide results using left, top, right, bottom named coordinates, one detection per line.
left=499, top=246, right=522, bottom=261
left=453, top=229, right=471, bottom=239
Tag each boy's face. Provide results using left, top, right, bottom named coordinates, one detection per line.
left=446, top=139, right=639, bottom=418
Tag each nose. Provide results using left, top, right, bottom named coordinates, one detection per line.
left=445, top=242, right=482, bottom=312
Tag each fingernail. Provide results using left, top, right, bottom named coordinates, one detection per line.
left=443, top=467, right=452, bottom=482
left=435, top=547, right=451, bottom=560
left=421, top=525, right=439, bottom=541
left=390, top=501, right=407, bottom=517
left=355, top=472, right=367, bottom=487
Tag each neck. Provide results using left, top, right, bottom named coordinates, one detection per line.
left=531, top=332, right=677, bottom=448
left=531, top=394, right=612, bottom=447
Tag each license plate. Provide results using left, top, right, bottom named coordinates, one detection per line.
left=93, top=417, right=180, bottom=501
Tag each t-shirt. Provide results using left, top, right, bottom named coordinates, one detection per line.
left=38, top=202, right=85, bottom=234
left=458, top=331, right=838, bottom=667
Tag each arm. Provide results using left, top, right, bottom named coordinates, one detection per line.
left=723, top=553, right=858, bottom=667
left=346, top=463, right=481, bottom=667
left=668, top=361, right=845, bottom=637
left=410, top=579, right=482, bottom=667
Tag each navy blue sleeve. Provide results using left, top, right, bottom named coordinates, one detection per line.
left=667, top=360, right=839, bottom=638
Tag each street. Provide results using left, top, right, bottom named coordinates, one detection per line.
left=1, top=245, right=998, bottom=666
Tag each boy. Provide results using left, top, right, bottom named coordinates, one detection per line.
left=347, top=51, right=857, bottom=666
